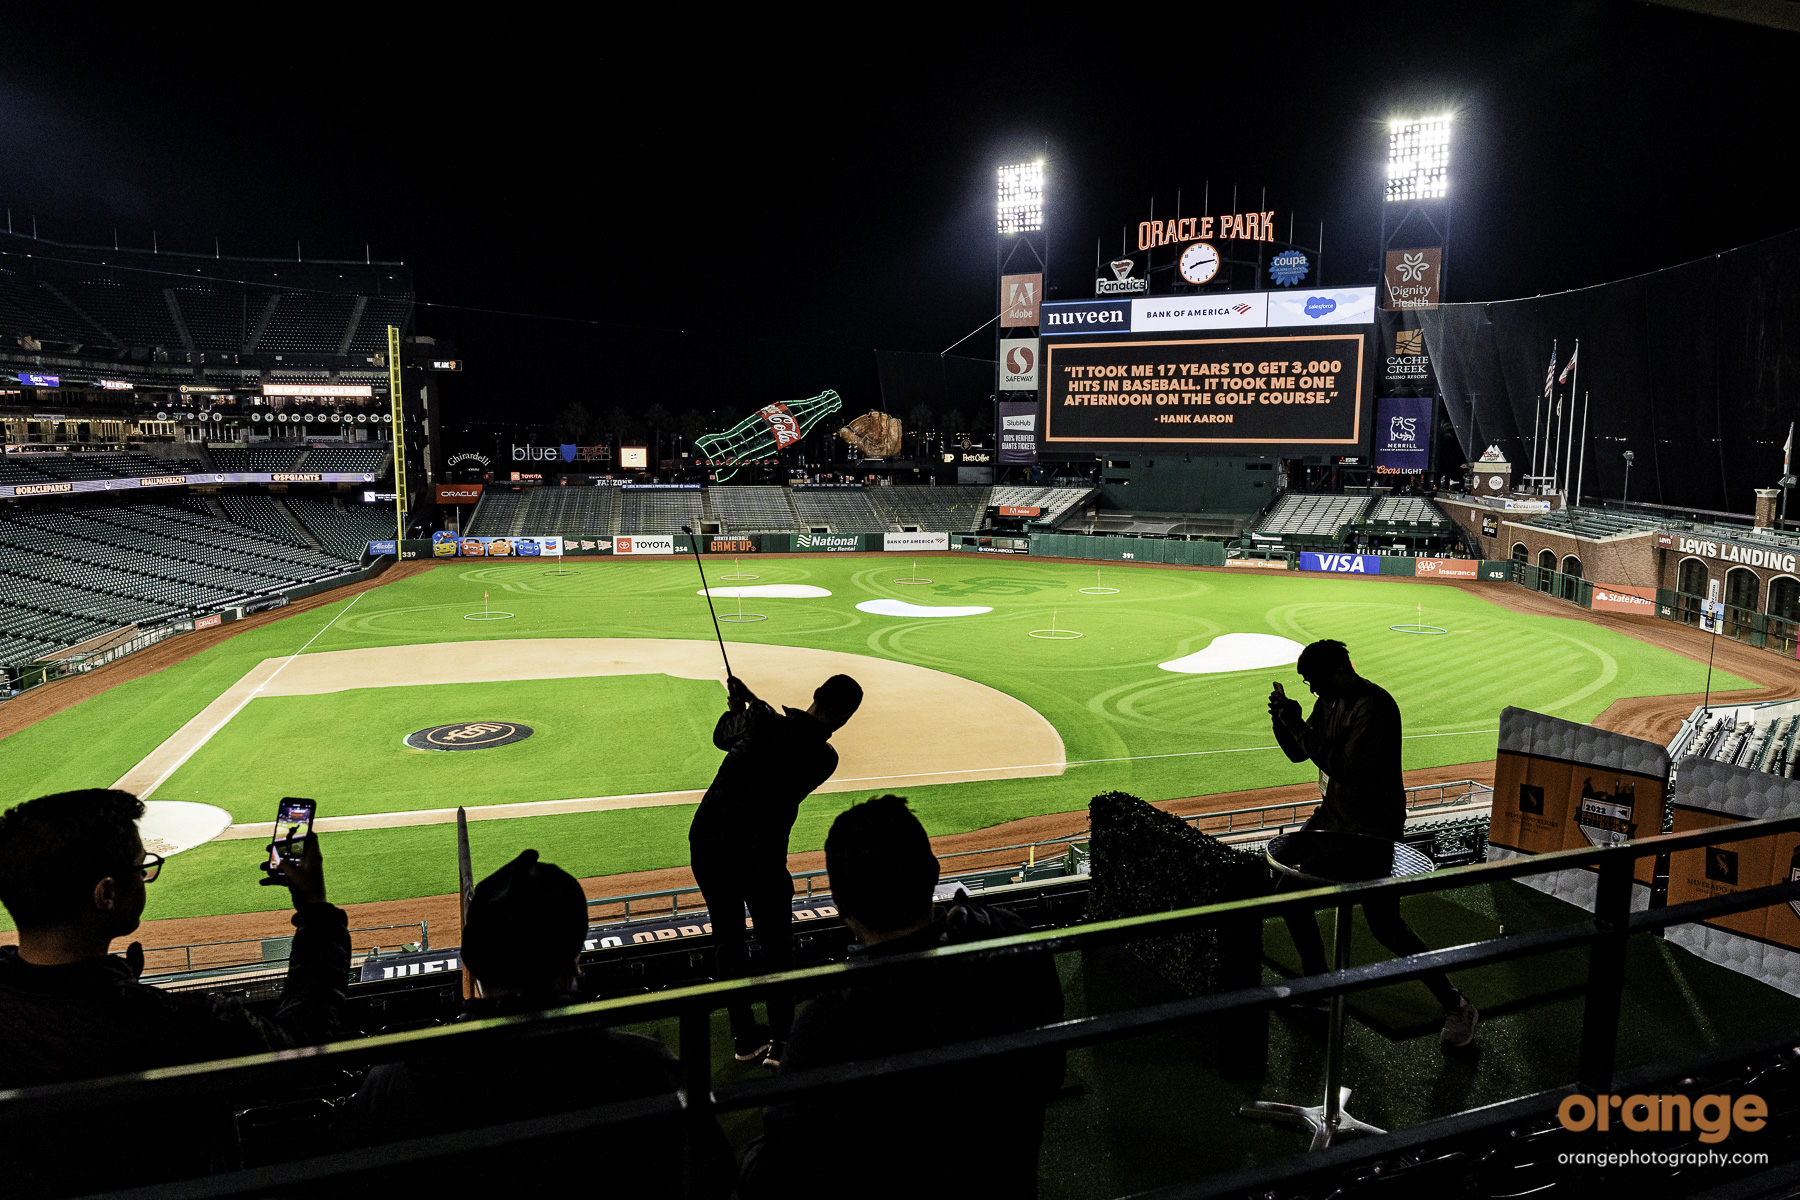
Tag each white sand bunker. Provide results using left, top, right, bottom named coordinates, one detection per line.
left=699, top=585, right=831, bottom=598
left=1160, top=633, right=1305, bottom=674
left=138, top=801, right=232, bottom=856
left=856, top=599, right=993, bottom=618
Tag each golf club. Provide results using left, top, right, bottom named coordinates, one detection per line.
left=681, top=524, right=733, bottom=679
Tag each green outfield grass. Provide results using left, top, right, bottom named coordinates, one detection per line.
left=0, top=556, right=1754, bottom=928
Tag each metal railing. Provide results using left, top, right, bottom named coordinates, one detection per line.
left=10, top=809, right=1790, bottom=1198
left=137, top=922, right=428, bottom=980
left=1179, top=777, right=1490, bottom=840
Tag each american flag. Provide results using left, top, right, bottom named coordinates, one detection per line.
left=1543, top=340, right=1558, bottom=400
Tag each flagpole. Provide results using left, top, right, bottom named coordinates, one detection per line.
left=1575, top=390, right=1590, bottom=508
left=1533, top=339, right=1554, bottom=491
left=1563, top=339, right=1581, bottom=501
left=1783, top=421, right=1794, bottom=526
left=1549, top=378, right=1563, bottom=494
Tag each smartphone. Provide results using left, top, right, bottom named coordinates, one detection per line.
left=267, top=797, right=316, bottom=871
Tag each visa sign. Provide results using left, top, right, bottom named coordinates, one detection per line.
left=1300, top=552, right=1382, bottom=574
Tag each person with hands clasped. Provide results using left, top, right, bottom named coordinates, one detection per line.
left=1268, top=641, right=1479, bottom=1048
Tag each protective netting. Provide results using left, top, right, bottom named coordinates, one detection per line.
left=1418, top=227, right=1800, bottom=512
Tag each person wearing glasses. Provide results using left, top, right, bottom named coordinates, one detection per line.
left=0, top=789, right=351, bottom=1193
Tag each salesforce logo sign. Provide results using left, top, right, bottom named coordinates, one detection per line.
left=1302, top=296, right=1338, bottom=319
left=511, top=445, right=559, bottom=462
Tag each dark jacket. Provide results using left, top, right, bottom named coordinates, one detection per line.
left=336, top=991, right=735, bottom=1197
left=0, top=902, right=351, bottom=1196
left=1273, top=675, right=1406, bottom=840
left=688, top=699, right=838, bottom=862
left=741, top=900, right=1064, bottom=1199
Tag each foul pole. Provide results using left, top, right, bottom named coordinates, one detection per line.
left=387, top=325, right=408, bottom=544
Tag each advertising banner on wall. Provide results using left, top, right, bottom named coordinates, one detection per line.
left=613, top=535, right=675, bottom=556
left=883, top=532, right=949, bottom=551
left=434, top=484, right=484, bottom=505
left=794, top=532, right=864, bottom=552
left=1414, top=558, right=1478, bottom=578
left=1041, top=331, right=1368, bottom=452
left=998, top=400, right=1038, bottom=464
left=449, top=536, right=562, bottom=557
left=1372, top=396, right=1433, bottom=473
left=1488, top=707, right=1669, bottom=909
left=999, top=339, right=1039, bottom=391
left=707, top=536, right=760, bottom=554
left=1131, top=293, right=1267, bottom=332
left=1298, top=552, right=1382, bottom=574
left=1591, top=583, right=1657, bottom=614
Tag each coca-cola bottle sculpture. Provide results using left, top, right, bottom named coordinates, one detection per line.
left=695, top=390, right=843, bottom=480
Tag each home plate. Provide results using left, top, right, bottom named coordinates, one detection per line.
left=1159, top=633, right=1305, bottom=674
left=699, top=585, right=832, bottom=598
left=856, top=599, right=993, bottom=618
left=138, top=801, right=233, bottom=856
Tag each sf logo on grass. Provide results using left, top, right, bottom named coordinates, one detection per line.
left=405, top=722, right=534, bottom=751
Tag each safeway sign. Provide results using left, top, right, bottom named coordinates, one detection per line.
left=999, top=338, right=1039, bottom=391
left=613, top=535, right=674, bottom=556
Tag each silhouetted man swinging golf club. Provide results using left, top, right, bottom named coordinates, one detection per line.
left=1268, top=639, right=1478, bottom=1047
left=680, top=523, right=863, bottom=1068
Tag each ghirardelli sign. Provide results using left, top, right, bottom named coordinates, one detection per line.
left=1383, top=247, right=1442, bottom=310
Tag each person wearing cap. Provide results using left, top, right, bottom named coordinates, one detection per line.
left=337, top=849, right=735, bottom=1193
left=688, top=672, right=863, bottom=1068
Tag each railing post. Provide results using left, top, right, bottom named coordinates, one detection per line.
left=679, top=1006, right=714, bottom=1199
left=1578, top=854, right=1635, bottom=1091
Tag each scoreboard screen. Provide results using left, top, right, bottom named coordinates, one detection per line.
left=1041, top=328, right=1370, bottom=454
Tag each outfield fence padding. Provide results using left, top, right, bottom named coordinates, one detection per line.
left=1030, top=533, right=1227, bottom=566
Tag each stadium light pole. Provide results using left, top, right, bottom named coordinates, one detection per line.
left=995, top=158, right=1046, bottom=487
left=1381, top=116, right=1453, bottom=483
left=1622, top=450, right=1634, bottom=505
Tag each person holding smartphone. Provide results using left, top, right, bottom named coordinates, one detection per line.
left=688, top=672, right=863, bottom=1069
left=0, top=789, right=352, bottom=1192
left=1268, top=640, right=1478, bottom=1047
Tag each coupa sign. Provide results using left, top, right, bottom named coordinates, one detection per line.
left=1299, top=553, right=1381, bottom=574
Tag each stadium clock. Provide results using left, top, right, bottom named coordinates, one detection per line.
left=1178, top=241, right=1220, bottom=285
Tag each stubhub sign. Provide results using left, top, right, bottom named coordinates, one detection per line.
left=1299, top=552, right=1382, bottom=574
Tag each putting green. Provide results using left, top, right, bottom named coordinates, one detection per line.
left=0, top=556, right=1754, bottom=927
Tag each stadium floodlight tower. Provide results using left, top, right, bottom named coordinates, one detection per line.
left=992, top=158, right=1047, bottom=485
left=1379, top=116, right=1452, bottom=294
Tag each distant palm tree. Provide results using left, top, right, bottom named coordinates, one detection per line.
left=643, top=403, right=673, bottom=464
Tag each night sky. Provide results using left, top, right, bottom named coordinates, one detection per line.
left=1, top=3, right=1794, bottom=435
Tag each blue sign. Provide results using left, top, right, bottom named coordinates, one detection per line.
left=1039, top=300, right=1132, bottom=334
left=1373, top=396, right=1433, bottom=473
left=21, top=373, right=59, bottom=387
left=366, top=540, right=398, bottom=556
left=1302, top=296, right=1337, bottom=319
left=1269, top=249, right=1310, bottom=287
left=1299, top=553, right=1382, bottom=574
left=559, top=444, right=577, bottom=462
